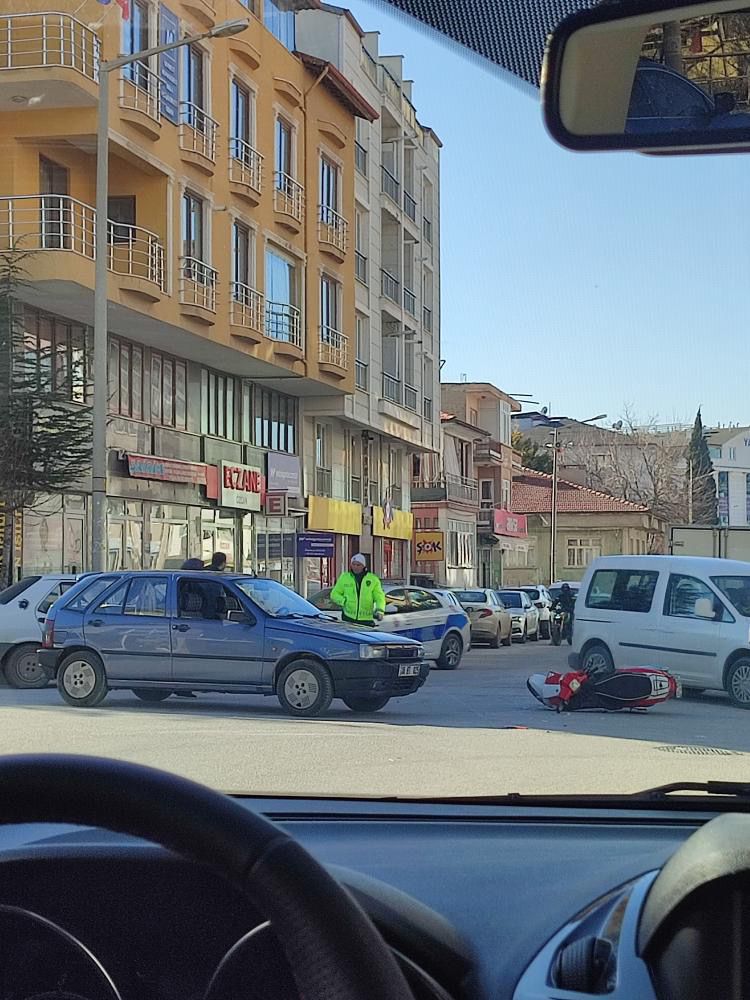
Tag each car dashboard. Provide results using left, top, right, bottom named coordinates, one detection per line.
left=0, top=798, right=732, bottom=1000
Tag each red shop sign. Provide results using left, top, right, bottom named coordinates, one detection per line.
left=127, top=453, right=207, bottom=485
left=493, top=509, right=527, bottom=537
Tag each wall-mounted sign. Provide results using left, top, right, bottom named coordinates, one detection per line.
left=492, top=509, right=528, bottom=538
left=264, top=491, right=288, bottom=516
left=413, top=530, right=444, bottom=561
left=127, top=454, right=207, bottom=485
left=297, top=532, right=336, bottom=558
left=219, top=461, right=263, bottom=511
left=266, top=452, right=301, bottom=493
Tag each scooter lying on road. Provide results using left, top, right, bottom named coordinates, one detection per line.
left=527, top=666, right=681, bottom=712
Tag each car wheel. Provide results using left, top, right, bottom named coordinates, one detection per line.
left=529, top=620, right=540, bottom=641
left=342, top=694, right=391, bottom=713
left=540, top=621, right=550, bottom=640
left=437, top=633, right=463, bottom=669
left=501, top=627, right=512, bottom=647
left=132, top=689, right=172, bottom=703
left=489, top=625, right=501, bottom=649
left=726, top=658, right=750, bottom=709
left=57, top=651, right=108, bottom=708
left=276, top=658, right=334, bottom=717
left=517, top=624, right=527, bottom=644
left=4, top=643, right=49, bottom=689
left=581, top=642, right=614, bottom=678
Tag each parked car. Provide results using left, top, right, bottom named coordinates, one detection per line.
left=496, top=590, right=540, bottom=643
left=520, top=585, right=553, bottom=639
left=571, top=555, right=750, bottom=708
left=310, top=584, right=470, bottom=670
left=0, top=574, right=77, bottom=688
left=38, top=572, right=427, bottom=717
left=451, top=588, right=512, bottom=649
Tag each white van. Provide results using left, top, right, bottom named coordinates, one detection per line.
left=571, top=555, right=750, bottom=708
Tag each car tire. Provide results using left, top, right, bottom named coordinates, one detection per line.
left=132, top=689, right=172, bottom=703
left=342, top=694, right=391, bottom=713
left=529, top=621, right=540, bottom=642
left=581, top=642, right=614, bottom=677
left=57, top=651, right=108, bottom=708
left=4, top=643, right=49, bottom=689
left=725, top=658, right=750, bottom=709
left=517, top=624, right=527, bottom=644
left=437, top=633, right=463, bottom=669
left=501, top=630, right=512, bottom=647
left=276, top=658, right=334, bottom=717
left=489, top=626, right=501, bottom=649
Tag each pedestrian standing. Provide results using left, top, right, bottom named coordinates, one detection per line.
left=330, top=554, right=386, bottom=626
left=208, top=551, right=228, bottom=573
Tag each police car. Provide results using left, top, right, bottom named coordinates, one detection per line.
left=309, top=584, right=470, bottom=670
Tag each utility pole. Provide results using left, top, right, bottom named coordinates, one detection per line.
left=549, top=426, right=559, bottom=585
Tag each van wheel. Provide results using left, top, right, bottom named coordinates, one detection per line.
left=726, top=658, right=750, bottom=709
left=581, top=642, right=614, bottom=678
left=276, top=659, right=334, bottom=717
left=132, top=689, right=172, bottom=703
left=342, top=694, right=391, bottom=713
left=4, top=643, right=49, bottom=689
left=437, top=633, right=463, bottom=669
left=57, top=651, right=108, bottom=708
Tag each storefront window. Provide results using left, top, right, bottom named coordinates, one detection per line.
left=108, top=499, right=143, bottom=570
left=382, top=539, right=405, bottom=582
left=149, top=504, right=188, bottom=569
left=254, top=515, right=296, bottom=587
left=201, top=509, right=236, bottom=569
left=23, top=496, right=63, bottom=575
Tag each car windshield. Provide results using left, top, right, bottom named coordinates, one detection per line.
left=235, top=579, right=324, bottom=618
left=712, top=577, right=750, bottom=617
left=524, top=589, right=541, bottom=601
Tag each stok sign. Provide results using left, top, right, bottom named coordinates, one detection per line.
left=219, top=462, right=263, bottom=511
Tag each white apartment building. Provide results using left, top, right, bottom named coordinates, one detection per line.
left=296, top=4, right=442, bottom=585
left=708, top=426, right=750, bottom=526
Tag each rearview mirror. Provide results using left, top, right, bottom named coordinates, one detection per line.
left=694, top=597, right=716, bottom=619
left=543, top=0, right=750, bottom=153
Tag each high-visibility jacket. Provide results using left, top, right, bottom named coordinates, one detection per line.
left=330, top=570, right=386, bottom=623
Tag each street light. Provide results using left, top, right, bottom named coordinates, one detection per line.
left=91, top=18, right=250, bottom=571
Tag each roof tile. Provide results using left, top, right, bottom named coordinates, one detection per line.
left=512, top=468, right=650, bottom=514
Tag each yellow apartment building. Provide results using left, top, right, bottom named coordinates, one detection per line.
left=0, top=0, right=376, bottom=582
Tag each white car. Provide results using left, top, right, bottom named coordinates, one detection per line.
left=520, top=585, right=554, bottom=639
left=0, top=574, right=77, bottom=688
left=496, top=589, right=541, bottom=643
left=309, top=584, right=470, bottom=670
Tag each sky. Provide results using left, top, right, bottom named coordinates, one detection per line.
left=347, top=0, right=749, bottom=428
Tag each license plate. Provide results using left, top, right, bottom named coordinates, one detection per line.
left=398, top=663, right=420, bottom=677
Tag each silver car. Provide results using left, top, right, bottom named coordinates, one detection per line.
left=496, top=590, right=540, bottom=643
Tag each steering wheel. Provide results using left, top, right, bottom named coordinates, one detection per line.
left=0, top=755, right=415, bottom=1000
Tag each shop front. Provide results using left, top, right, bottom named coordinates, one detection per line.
left=372, top=506, right=414, bottom=583
left=478, top=508, right=528, bottom=588
left=302, top=496, right=362, bottom=597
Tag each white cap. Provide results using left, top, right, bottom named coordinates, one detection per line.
left=351, top=553, right=367, bottom=566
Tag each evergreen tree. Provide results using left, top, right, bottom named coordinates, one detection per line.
left=511, top=430, right=553, bottom=474
left=686, top=408, right=717, bottom=524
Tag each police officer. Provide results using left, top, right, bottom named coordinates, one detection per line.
left=330, top=554, right=386, bottom=627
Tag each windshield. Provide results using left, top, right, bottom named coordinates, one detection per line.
left=3, top=0, right=747, bottom=801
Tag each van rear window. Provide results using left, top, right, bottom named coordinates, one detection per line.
left=586, top=570, right=659, bottom=613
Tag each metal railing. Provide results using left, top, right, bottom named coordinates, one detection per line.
left=355, top=251, right=368, bottom=284
left=382, top=372, right=402, bottom=404
left=274, top=171, right=304, bottom=222
left=108, top=220, right=164, bottom=290
left=265, top=300, right=302, bottom=347
left=318, top=204, right=348, bottom=253
left=381, top=166, right=400, bottom=203
left=423, top=216, right=433, bottom=243
left=423, top=396, right=433, bottom=421
left=316, top=467, right=332, bottom=497
left=381, top=268, right=400, bottom=302
left=355, top=359, right=368, bottom=390
left=0, top=12, right=100, bottom=80
left=230, top=282, right=263, bottom=333
left=354, top=140, right=367, bottom=175
left=403, top=287, right=417, bottom=316
left=179, top=256, right=217, bottom=312
left=446, top=473, right=479, bottom=503
left=361, top=46, right=378, bottom=83
left=319, top=326, right=348, bottom=369
left=179, top=102, right=218, bottom=162
left=404, top=384, right=418, bottom=411
left=228, top=137, right=263, bottom=194
left=403, top=190, right=417, bottom=221
left=120, top=60, right=161, bottom=123
left=423, top=305, right=432, bottom=331
left=378, top=63, right=401, bottom=105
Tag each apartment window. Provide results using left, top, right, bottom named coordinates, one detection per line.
left=354, top=119, right=368, bottom=175
left=107, top=196, right=136, bottom=244
left=718, top=470, right=729, bottom=526
left=275, top=116, right=293, bottom=182
left=350, top=434, right=362, bottom=502
left=230, top=78, right=254, bottom=146
left=200, top=369, right=237, bottom=439
left=151, top=351, right=187, bottom=430
left=265, top=248, right=298, bottom=341
left=355, top=313, right=369, bottom=390
left=182, top=191, right=205, bottom=262
left=501, top=479, right=511, bottom=509
left=480, top=480, right=493, bottom=508
left=316, top=423, right=332, bottom=497
left=182, top=43, right=205, bottom=113
left=469, top=408, right=479, bottom=426
left=367, top=438, right=380, bottom=505
left=746, top=473, right=750, bottom=524
left=123, top=0, right=149, bottom=88
left=253, top=387, right=297, bottom=454
left=423, top=177, right=434, bottom=243
left=447, top=519, right=475, bottom=568
left=320, top=156, right=339, bottom=214
left=232, top=220, right=252, bottom=289
left=264, top=0, right=295, bottom=49
left=24, top=309, right=89, bottom=405
left=499, top=402, right=511, bottom=445
left=355, top=208, right=368, bottom=283
left=320, top=274, right=340, bottom=333
left=729, top=447, right=737, bottom=461
left=108, top=336, right=142, bottom=420
left=566, top=536, right=602, bottom=569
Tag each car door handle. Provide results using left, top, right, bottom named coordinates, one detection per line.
left=172, top=623, right=190, bottom=632
left=90, top=619, right=103, bottom=627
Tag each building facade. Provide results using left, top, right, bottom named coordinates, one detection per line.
left=707, top=426, right=750, bottom=527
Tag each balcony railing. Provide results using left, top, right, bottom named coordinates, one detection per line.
left=179, top=257, right=217, bottom=312
left=319, top=326, right=348, bottom=369
left=382, top=372, right=402, bottom=404
left=423, top=305, right=433, bottom=331
left=403, top=190, right=417, bottom=222
left=318, top=205, right=348, bottom=253
left=0, top=12, right=100, bottom=80
left=381, top=268, right=400, bottom=303
left=411, top=474, right=479, bottom=504
left=316, top=467, right=332, bottom=497
left=179, top=102, right=218, bottom=162
left=120, top=61, right=161, bottom=124
left=274, top=171, right=304, bottom=222
left=230, top=282, right=263, bottom=334
left=355, top=251, right=368, bottom=284
left=229, top=137, right=263, bottom=194
left=403, top=287, right=417, bottom=316
left=423, top=396, right=433, bottom=421
left=265, top=301, right=302, bottom=347
left=378, top=63, right=401, bottom=105
left=355, top=360, right=368, bottom=390
left=423, top=216, right=433, bottom=243
left=404, top=384, right=418, bottom=411
left=381, top=166, right=400, bottom=203
left=354, top=140, right=367, bottom=175
left=107, top=220, right=164, bottom=290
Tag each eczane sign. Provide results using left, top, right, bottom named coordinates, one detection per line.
left=219, top=461, right=263, bottom=511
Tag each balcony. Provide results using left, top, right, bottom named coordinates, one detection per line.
left=403, top=190, right=417, bottom=222
left=316, top=467, right=332, bottom=497
left=118, top=62, right=162, bottom=139
left=107, top=220, right=165, bottom=299
left=404, top=384, right=418, bottom=411
left=403, top=287, right=417, bottom=317
left=0, top=13, right=100, bottom=107
left=382, top=372, right=402, bottom=404
left=273, top=172, right=304, bottom=232
left=474, top=438, right=508, bottom=466
left=355, top=141, right=367, bottom=176
left=179, top=257, right=217, bottom=321
left=319, top=326, right=349, bottom=376
left=318, top=205, right=348, bottom=261
left=381, top=166, right=400, bottom=205
left=412, top=474, right=480, bottom=505
left=423, top=305, right=433, bottom=331
left=265, top=301, right=302, bottom=358
left=179, top=102, right=218, bottom=171
left=355, top=251, right=368, bottom=284
left=228, top=138, right=262, bottom=204
left=355, top=359, right=368, bottom=390
left=381, top=268, right=400, bottom=303
left=230, top=282, right=264, bottom=342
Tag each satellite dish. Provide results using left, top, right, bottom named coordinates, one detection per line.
left=613, top=420, right=623, bottom=431
left=541, top=406, right=548, bottom=415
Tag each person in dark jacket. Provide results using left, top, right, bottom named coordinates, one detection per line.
left=556, top=583, right=576, bottom=644
left=208, top=552, right=228, bottom=573
left=181, top=558, right=204, bottom=570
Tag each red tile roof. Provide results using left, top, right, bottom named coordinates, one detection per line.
left=512, top=468, right=650, bottom=514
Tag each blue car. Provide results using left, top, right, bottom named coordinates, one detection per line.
left=38, top=572, right=427, bottom=717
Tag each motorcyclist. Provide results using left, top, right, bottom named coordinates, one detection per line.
left=554, top=583, right=576, bottom=644
left=330, top=554, right=386, bottom=627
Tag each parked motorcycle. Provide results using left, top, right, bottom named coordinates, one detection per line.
left=527, top=666, right=681, bottom=712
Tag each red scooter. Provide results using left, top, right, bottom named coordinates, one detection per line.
left=527, top=666, right=681, bottom=712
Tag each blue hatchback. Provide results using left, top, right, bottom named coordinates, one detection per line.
left=38, top=572, right=427, bottom=717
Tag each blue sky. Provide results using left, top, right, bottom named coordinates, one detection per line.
left=348, top=0, right=748, bottom=427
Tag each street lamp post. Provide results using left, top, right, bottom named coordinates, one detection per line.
left=90, top=18, right=250, bottom=572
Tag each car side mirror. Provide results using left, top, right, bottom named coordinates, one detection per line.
left=385, top=604, right=398, bottom=614
left=714, top=91, right=736, bottom=114
left=694, top=597, right=716, bottom=620
left=227, top=610, right=253, bottom=625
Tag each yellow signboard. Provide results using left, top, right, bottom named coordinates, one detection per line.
left=372, top=506, right=413, bottom=540
left=308, top=495, right=362, bottom=536
left=413, top=530, right=444, bottom=561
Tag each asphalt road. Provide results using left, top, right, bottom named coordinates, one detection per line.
left=1, top=643, right=749, bottom=797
